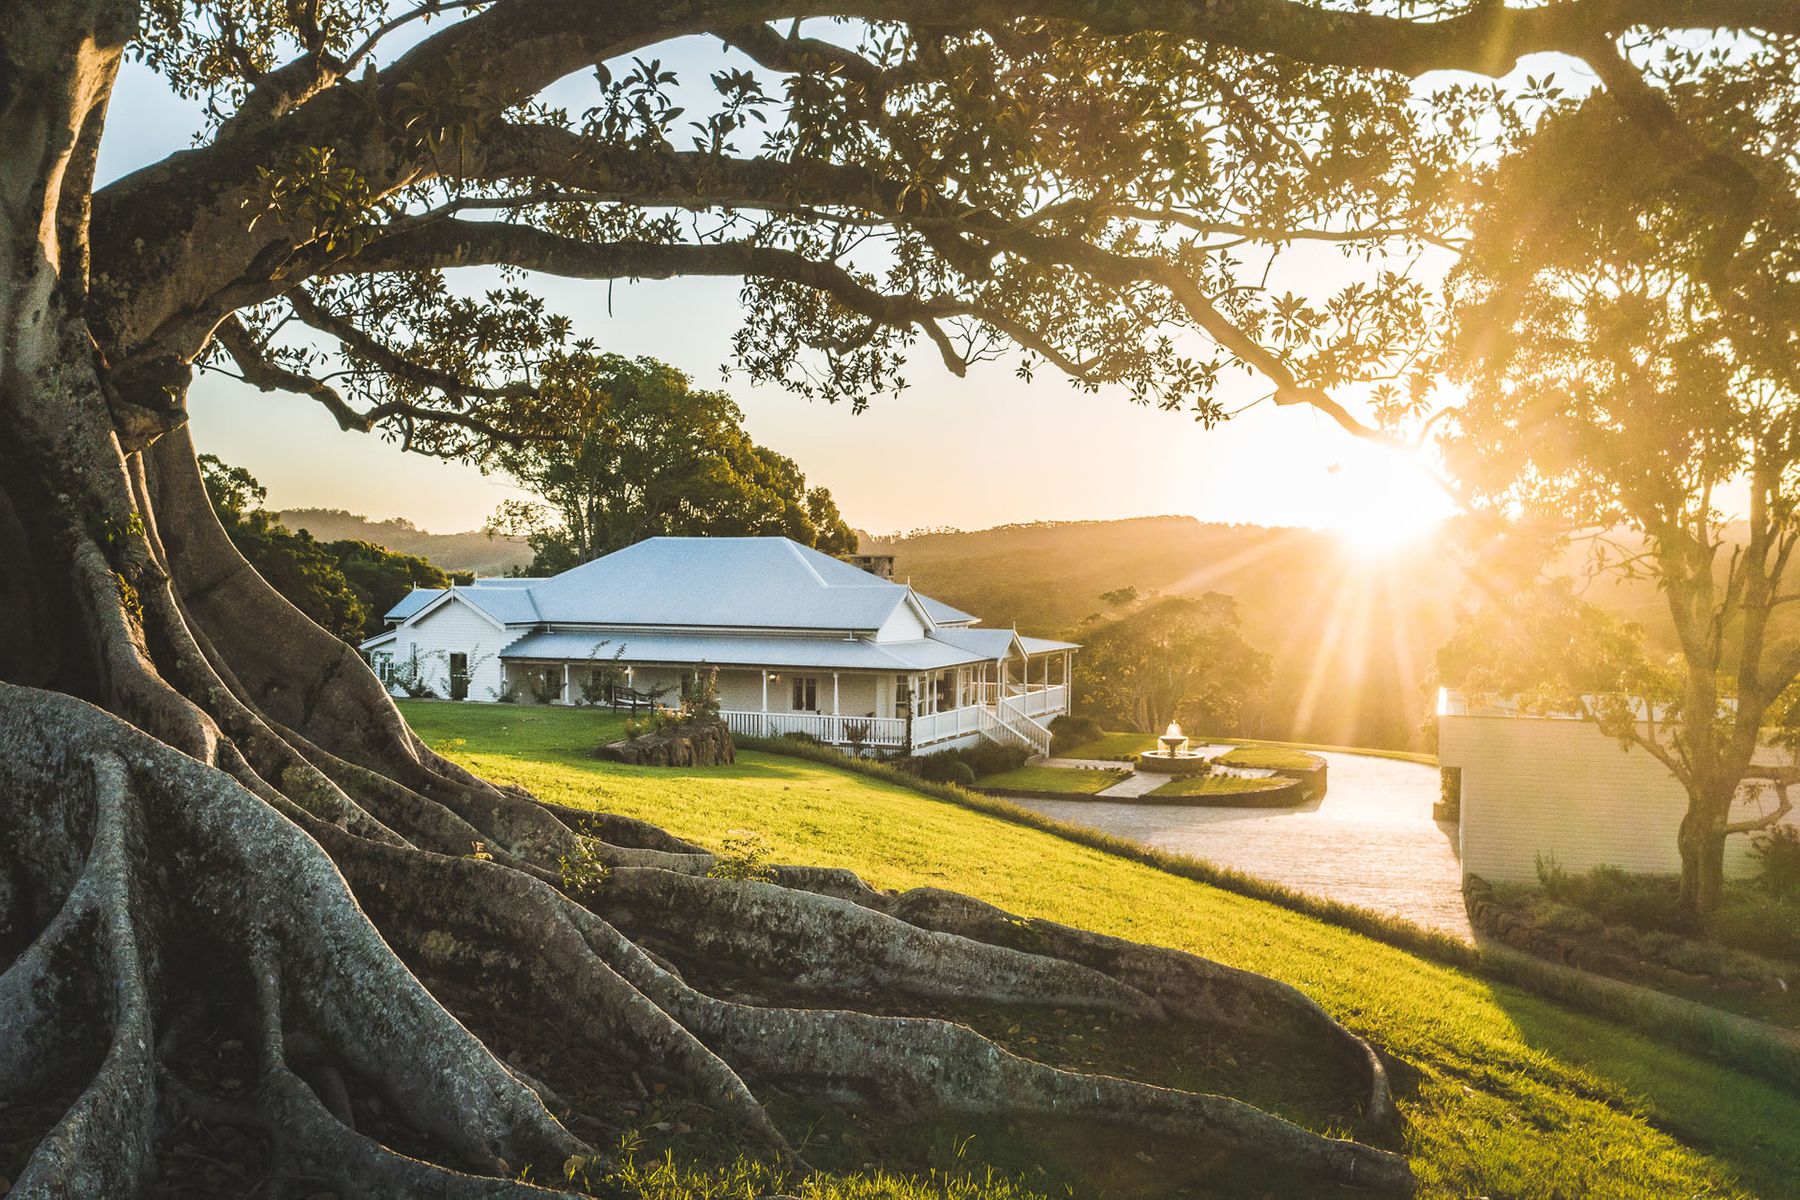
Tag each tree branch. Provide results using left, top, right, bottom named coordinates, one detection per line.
left=212, top=314, right=542, bottom=449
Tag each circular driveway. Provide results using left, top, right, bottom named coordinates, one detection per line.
left=1016, top=746, right=1470, bottom=939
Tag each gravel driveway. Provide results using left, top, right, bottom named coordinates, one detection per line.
left=1014, top=746, right=1470, bottom=939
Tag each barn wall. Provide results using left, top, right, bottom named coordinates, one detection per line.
left=1438, top=715, right=1795, bottom=883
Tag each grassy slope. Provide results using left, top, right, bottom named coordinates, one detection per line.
left=401, top=702, right=1800, bottom=1198
left=980, top=765, right=1128, bottom=795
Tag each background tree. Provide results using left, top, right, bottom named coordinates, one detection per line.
left=3, top=0, right=1790, bottom=1193
left=201, top=453, right=370, bottom=641
left=202, top=455, right=460, bottom=640
left=1075, top=593, right=1270, bottom=734
left=486, top=355, right=855, bottom=573
left=1438, top=49, right=1800, bottom=914
left=327, top=537, right=465, bottom=638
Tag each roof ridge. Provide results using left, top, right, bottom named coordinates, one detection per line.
left=782, top=537, right=830, bottom=588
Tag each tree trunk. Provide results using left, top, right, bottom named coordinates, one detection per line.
left=1677, top=801, right=1729, bottom=917
left=0, top=9, right=1413, bottom=1195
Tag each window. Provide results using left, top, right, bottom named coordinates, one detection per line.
left=791, top=676, right=818, bottom=712
left=935, top=673, right=954, bottom=713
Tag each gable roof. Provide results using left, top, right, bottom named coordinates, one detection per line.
left=520, top=537, right=918, bottom=631
left=918, top=594, right=977, bottom=626
left=927, top=626, right=1023, bottom=660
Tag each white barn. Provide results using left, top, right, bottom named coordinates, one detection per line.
left=1437, top=689, right=1798, bottom=883
left=360, top=537, right=1076, bottom=756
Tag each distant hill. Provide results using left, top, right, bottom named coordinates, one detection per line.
left=866, top=517, right=1470, bottom=752
left=277, top=508, right=531, bottom=576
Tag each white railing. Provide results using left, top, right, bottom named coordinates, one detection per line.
left=973, top=681, right=1068, bottom=711
left=1005, top=684, right=1067, bottom=719
left=912, top=704, right=981, bottom=748
left=997, top=695, right=1054, bottom=756
left=978, top=706, right=1051, bottom=757
left=723, top=710, right=907, bottom=747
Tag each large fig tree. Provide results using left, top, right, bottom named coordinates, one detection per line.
left=0, top=1, right=1787, bottom=1194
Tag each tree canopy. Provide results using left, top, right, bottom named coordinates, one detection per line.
left=1075, top=592, right=1270, bottom=734
left=485, top=355, right=856, bottom=574
left=1433, top=38, right=1800, bottom=911
left=201, top=454, right=460, bottom=639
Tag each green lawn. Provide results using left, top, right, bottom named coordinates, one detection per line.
left=400, top=701, right=1799, bottom=1198
left=1055, top=731, right=1156, bottom=760
left=1214, top=745, right=1323, bottom=771
left=1145, top=772, right=1294, bottom=799
left=980, top=764, right=1129, bottom=795
left=1060, top=730, right=1438, bottom=766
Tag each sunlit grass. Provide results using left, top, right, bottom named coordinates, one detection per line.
left=402, top=701, right=1798, bottom=1199
left=1144, top=773, right=1291, bottom=799
left=980, top=765, right=1128, bottom=795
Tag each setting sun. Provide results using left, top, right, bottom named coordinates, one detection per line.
left=1314, top=442, right=1456, bottom=555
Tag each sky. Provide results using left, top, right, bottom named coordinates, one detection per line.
left=98, top=29, right=1475, bottom=541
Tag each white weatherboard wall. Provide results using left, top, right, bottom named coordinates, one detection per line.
left=399, top=597, right=507, bottom=701
left=1439, top=713, right=1797, bottom=883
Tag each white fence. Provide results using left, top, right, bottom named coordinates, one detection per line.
left=723, top=710, right=908, bottom=748
left=911, top=704, right=981, bottom=749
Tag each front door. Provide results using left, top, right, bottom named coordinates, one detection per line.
left=448, top=652, right=469, bottom=700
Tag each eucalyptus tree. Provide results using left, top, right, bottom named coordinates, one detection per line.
left=1, top=0, right=1790, bottom=1194
left=1439, top=35, right=1800, bottom=915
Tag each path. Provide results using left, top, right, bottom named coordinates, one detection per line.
left=1014, top=745, right=1470, bottom=939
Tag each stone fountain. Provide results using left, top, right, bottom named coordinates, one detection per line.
left=1136, top=721, right=1211, bottom=775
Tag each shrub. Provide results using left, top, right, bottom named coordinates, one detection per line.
left=707, top=830, right=776, bottom=882
left=1750, top=822, right=1800, bottom=898
left=780, top=730, right=824, bottom=747
left=917, top=753, right=964, bottom=783
left=1536, top=858, right=1692, bottom=933
left=945, top=761, right=977, bottom=787
left=1707, top=891, right=1800, bottom=962
left=965, top=740, right=1030, bottom=778
left=1049, top=713, right=1103, bottom=754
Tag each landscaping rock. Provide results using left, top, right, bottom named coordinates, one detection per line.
left=595, top=718, right=735, bottom=767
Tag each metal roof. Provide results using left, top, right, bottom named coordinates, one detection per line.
left=378, top=538, right=1078, bottom=656
left=499, top=629, right=991, bottom=671
left=925, top=626, right=1020, bottom=660
left=918, top=594, right=978, bottom=626
left=521, top=537, right=912, bottom=630
left=1020, top=634, right=1080, bottom=654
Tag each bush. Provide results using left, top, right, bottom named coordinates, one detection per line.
left=917, top=753, right=964, bottom=783
left=944, top=761, right=977, bottom=787
left=1536, top=858, right=1692, bottom=933
left=964, top=740, right=1030, bottom=778
left=1751, top=822, right=1800, bottom=898
left=1049, top=713, right=1103, bottom=755
left=1707, top=890, right=1800, bottom=962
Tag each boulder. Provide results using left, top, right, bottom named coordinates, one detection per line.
left=595, top=717, right=735, bottom=767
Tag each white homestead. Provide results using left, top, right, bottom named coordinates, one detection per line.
left=361, top=536, right=1075, bottom=756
